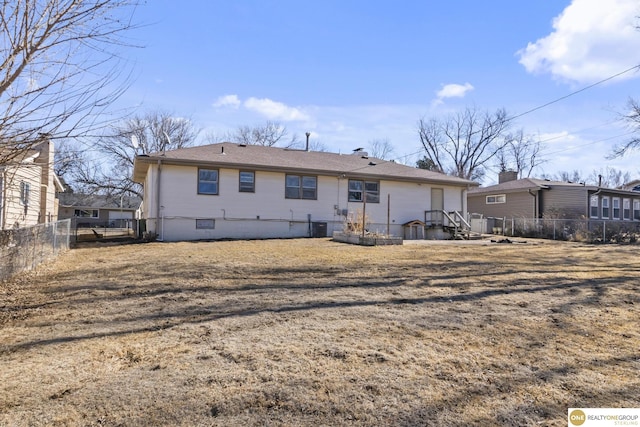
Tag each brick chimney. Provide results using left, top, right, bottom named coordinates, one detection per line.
left=498, top=170, right=518, bottom=184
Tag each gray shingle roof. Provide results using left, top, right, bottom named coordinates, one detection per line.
left=133, top=142, right=477, bottom=187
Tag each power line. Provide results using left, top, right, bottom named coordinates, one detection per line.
left=509, top=64, right=640, bottom=122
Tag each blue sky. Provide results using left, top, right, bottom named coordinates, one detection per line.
left=119, top=0, right=640, bottom=185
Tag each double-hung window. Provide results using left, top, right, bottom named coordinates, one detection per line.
left=198, top=168, right=219, bottom=195
left=601, top=197, right=610, bottom=219
left=239, top=171, right=255, bottom=193
left=20, top=181, right=30, bottom=206
left=348, top=179, right=380, bottom=203
left=589, top=195, right=599, bottom=218
left=634, top=200, right=640, bottom=221
left=623, top=199, right=631, bottom=220
left=285, top=174, right=317, bottom=199
left=612, top=198, right=620, bottom=219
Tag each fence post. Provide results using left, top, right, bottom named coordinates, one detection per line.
left=553, top=220, right=556, bottom=240
left=603, top=221, right=606, bottom=242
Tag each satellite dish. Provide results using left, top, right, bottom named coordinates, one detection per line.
left=131, top=134, right=139, bottom=149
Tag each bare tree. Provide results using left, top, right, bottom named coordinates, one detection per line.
left=230, top=121, right=299, bottom=147
left=541, top=170, right=586, bottom=183
left=71, top=110, right=199, bottom=198
left=495, top=129, right=546, bottom=178
left=610, top=98, right=640, bottom=158
left=417, top=107, right=510, bottom=181
left=368, top=138, right=395, bottom=159
left=587, top=167, right=631, bottom=188
left=0, top=0, right=140, bottom=163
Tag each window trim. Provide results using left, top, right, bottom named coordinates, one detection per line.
left=601, top=196, right=610, bottom=219
left=612, top=197, right=620, bottom=219
left=589, top=195, right=599, bottom=218
left=239, top=170, right=255, bottom=193
left=486, top=194, right=506, bottom=204
left=20, top=181, right=30, bottom=206
left=348, top=179, right=380, bottom=203
left=623, top=198, right=631, bottom=220
left=285, top=174, right=317, bottom=200
left=198, top=168, right=219, bottom=195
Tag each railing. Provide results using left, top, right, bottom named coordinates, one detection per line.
left=0, top=219, right=71, bottom=282
left=425, top=210, right=473, bottom=239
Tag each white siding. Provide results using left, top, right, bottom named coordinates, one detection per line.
left=141, top=163, right=466, bottom=241
left=1, top=165, right=42, bottom=229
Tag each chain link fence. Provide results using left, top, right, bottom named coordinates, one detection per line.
left=0, top=219, right=71, bottom=282
left=476, top=216, right=640, bottom=243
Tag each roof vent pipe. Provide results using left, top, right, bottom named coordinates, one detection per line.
left=305, top=132, right=310, bottom=151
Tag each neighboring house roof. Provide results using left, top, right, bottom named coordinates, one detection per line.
left=469, top=178, right=594, bottom=195
left=132, top=142, right=478, bottom=187
left=57, top=193, right=141, bottom=210
left=619, top=179, right=640, bottom=192
left=469, top=177, right=640, bottom=197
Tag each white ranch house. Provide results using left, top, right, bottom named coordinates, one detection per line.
left=132, top=143, right=477, bottom=241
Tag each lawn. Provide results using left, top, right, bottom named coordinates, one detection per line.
left=1, top=238, right=639, bottom=426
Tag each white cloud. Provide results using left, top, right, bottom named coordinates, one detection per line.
left=437, top=83, right=474, bottom=99
left=244, top=97, right=309, bottom=121
left=212, top=94, right=241, bottom=109
left=432, top=83, right=474, bottom=106
left=517, top=0, right=640, bottom=84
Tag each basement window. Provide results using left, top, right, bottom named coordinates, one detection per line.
left=486, top=194, right=506, bottom=204
left=196, top=219, right=215, bottom=229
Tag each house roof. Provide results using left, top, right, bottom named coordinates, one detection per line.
left=469, top=177, right=640, bottom=197
left=132, top=142, right=478, bottom=187
left=57, top=193, right=141, bottom=210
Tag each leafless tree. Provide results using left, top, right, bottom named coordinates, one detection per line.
left=71, top=110, right=199, bottom=198
left=588, top=167, right=631, bottom=188
left=368, top=138, right=394, bottom=160
left=495, top=129, right=546, bottom=178
left=417, top=107, right=510, bottom=181
left=610, top=98, right=640, bottom=158
left=0, top=0, right=140, bottom=164
left=230, top=121, right=299, bottom=147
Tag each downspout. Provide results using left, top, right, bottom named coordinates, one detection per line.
left=156, top=158, right=163, bottom=241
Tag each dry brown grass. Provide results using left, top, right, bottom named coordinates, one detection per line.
left=1, top=238, right=639, bottom=426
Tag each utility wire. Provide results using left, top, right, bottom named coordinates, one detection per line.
left=508, top=64, right=640, bottom=122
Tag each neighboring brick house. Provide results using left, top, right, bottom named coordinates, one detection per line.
left=0, top=140, right=63, bottom=230
left=468, top=171, right=640, bottom=221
